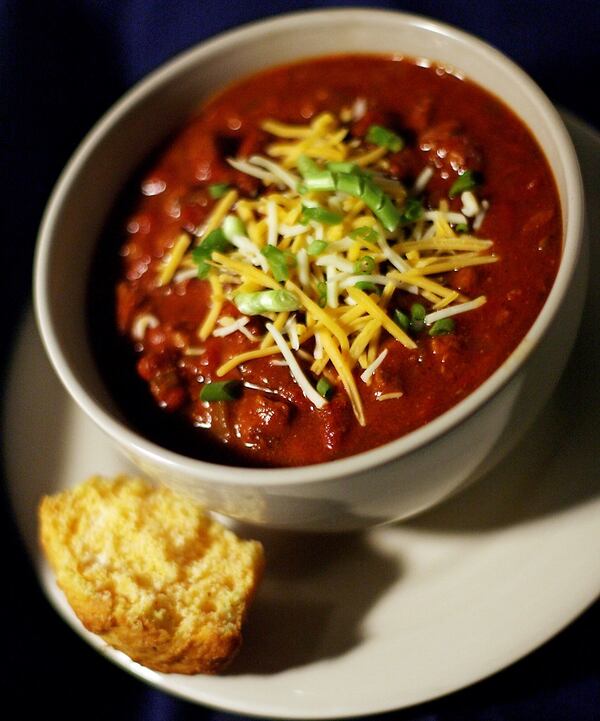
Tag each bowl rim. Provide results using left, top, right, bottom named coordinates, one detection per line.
left=33, top=7, right=585, bottom=487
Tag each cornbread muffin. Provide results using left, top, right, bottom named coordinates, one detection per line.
left=38, top=475, right=264, bottom=674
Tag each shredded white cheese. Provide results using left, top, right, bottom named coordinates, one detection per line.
left=173, top=267, right=199, bottom=283
left=461, top=190, right=480, bottom=218
left=360, top=348, right=388, bottom=384
left=279, top=223, right=308, bottom=236
left=285, top=315, right=300, bottom=350
left=424, top=295, right=487, bottom=325
left=423, top=210, right=468, bottom=225
left=266, top=199, right=278, bottom=245
left=326, top=265, right=339, bottom=308
left=377, top=235, right=411, bottom=273
left=213, top=316, right=252, bottom=338
left=296, top=247, right=310, bottom=287
left=473, top=199, right=489, bottom=231
left=313, top=331, right=323, bottom=359
left=248, top=155, right=300, bottom=191
left=229, top=234, right=270, bottom=272
left=132, top=313, right=159, bottom=341
left=316, top=253, right=355, bottom=274
left=265, top=322, right=326, bottom=409
left=227, top=157, right=276, bottom=183
left=414, top=166, right=434, bottom=194
left=352, top=97, right=367, bottom=120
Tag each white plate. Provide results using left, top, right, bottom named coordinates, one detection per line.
left=5, top=112, right=600, bottom=719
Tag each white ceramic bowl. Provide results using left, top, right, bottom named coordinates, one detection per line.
left=34, top=9, right=586, bottom=532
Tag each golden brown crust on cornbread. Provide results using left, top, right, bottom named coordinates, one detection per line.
left=38, top=475, right=264, bottom=674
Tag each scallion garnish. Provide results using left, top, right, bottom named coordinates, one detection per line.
left=222, top=214, right=246, bottom=241
left=399, top=198, right=423, bottom=224
left=350, top=226, right=379, bottom=242
left=283, top=249, right=297, bottom=268
left=455, top=223, right=469, bottom=233
left=355, top=281, right=379, bottom=293
left=335, top=172, right=364, bottom=197
left=332, top=172, right=399, bottom=231
left=192, top=228, right=232, bottom=278
left=297, top=155, right=321, bottom=177
left=374, top=194, right=401, bottom=232
left=449, top=170, right=478, bottom=199
left=208, top=182, right=231, bottom=199
left=410, top=303, right=426, bottom=333
left=261, top=245, right=291, bottom=281
left=327, top=161, right=359, bottom=174
left=361, top=179, right=384, bottom=210
left=317, top=281, right=328, bottom=307
left=393, top=309, right=410, bottom=332
left=200, top=380, right=241, bottom=402
left=234, top=289, right=300, bottom=315
left=307, top=239, right=328, bottom=256
left=316, top=377, right=334, bottom=399
left=300, top=205, right=343, bottom=225
left=353, top=255, right=375, bottom=274
left=304, top=171, right=336, bottom=191
left=429, top=318, right=455, bottom=336
left=366, top=124, right=404, bottom=152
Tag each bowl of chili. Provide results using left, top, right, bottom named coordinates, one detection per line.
left=34, top=9, right=586, bottom=531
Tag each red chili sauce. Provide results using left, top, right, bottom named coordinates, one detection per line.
left=90, top=55, right=561, bottom=467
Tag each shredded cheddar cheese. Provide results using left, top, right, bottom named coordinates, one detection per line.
left=198, top=273, right=224, bottom=340
left=157, top=233, right=191, bottom=287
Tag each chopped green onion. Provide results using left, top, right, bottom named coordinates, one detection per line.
left=300, top=205, right=343, bottom=225
left=355, top=281, right=379, bottom=293
left=304, top=171, right=336, bottom=191
left=455, top=223, right=469, bottom=233
left=332, top=174, right=399, bottom=232
left=449, top=170, right=478, bottom=198
left=361, top=179, right=385, bottom=210
left=261, top=245, right=290, bottom=282
left=317, top=281, right=328, bottom=307
left=192, top=228, right=232, bottom=278
left=208, top=182, right=231, bottom=199
left=410, top=303, right=426, bottom=333
left=296, top=156, right=331, bottom=194
left=429, top=318, right=455, bottom=336
left=393, top=309, right=410, bottom=332
left=283, top=249, right=297, bottom=268
left=366, top=124, right=404, bottom=152
left=316, top=377, right=334, bottom=400
left=353, top=255, right=375, bottom=274
left=200, top=380, right=241, bottom=402
left=350, top=226, right=379, bottom=242
left=297, top=155, right=321, bottom=178
left=327, top=161, right=360, bottom=174
left=234, top=289, right=300, bottom=315
left=399, top=198, right=423, bottom=224
left=335, top=172, right=364, bottom=197
left=308, top=239, right=328, bottom=256
left=374, top=194, right=401, bottom=232
left=222, top=214, right=246, bottom=241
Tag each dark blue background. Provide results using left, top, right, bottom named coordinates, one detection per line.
left=1, top=2, right=598, bottom=719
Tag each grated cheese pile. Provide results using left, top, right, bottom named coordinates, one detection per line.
left=154, top=110, right=497, bottom=425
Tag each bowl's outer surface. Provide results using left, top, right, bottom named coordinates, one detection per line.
left=34, top=9, right=585, bottom=530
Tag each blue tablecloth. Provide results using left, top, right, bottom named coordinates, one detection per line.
left=1, top=2, right=598, bottom=718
